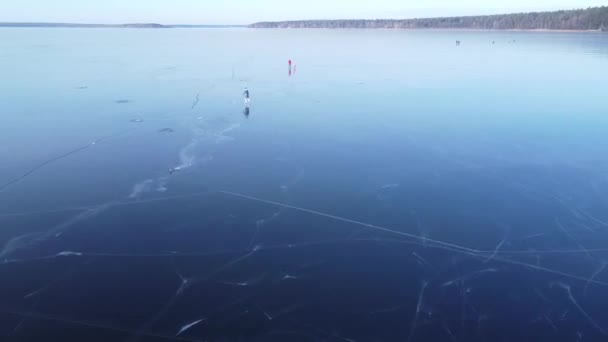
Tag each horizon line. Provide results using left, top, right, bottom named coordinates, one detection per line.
left=1, top=5, right=605, bottom=27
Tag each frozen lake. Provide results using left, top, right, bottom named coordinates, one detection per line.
left=1, top=28, right=608, bottom=341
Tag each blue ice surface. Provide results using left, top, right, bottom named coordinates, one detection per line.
left=1, top=28, right=608, bottom=341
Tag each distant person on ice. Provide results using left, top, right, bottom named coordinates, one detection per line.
left=243, top=87, right=250, bottom=104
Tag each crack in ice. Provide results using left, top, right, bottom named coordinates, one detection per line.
left=176, top=319, right=205, bottom=336
left=407, top=280, right=429, bottom=342
left=552, top=282, right=607, bottom=335
left=220, top=190, right=608, bottom=286
left=0, top=129, right=134, bottom=193
left=1, top=308, right=206, bottom=342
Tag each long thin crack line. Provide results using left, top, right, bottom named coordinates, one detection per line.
left=412, top=251, right=436, bottom=272
left=0, top=205, right=114, bottom=261
left=477, top=249, right=608, bottom=255
left=5, top=192, right=602, bottom=255
left=0, top=206, right=89, bottom=218
left=220, top=191, right=478, bottom=254
left=443, top=323, right=458, bottom=342
left=0, top=145, right=91, bottom=192
left=422, top=244, right=608, bottom=286
left=0, top=238, right=409, bottom=265
left=407, top=280, right=429, bottom=342
left=579, top=209, right=608, bottom=228
left=0, top=190, right=213, bottom=218
left=9, top=236, right=608, bottom=287
left=0, top=128, right=135, bottom=193
left=9, top=318, right=26, bottom=337
left=585, top=262, right=608, bottom=296
left=1, top=308, right=204, bottom=342
left=484, top=238, right=506, bottom=263
left=0, top=191, right=214, bottom=262
left=555, top=217, right=594, bottom=260
left=554, top=283, right=608, bottom=336
left=10, top=242, right=608, bottom=266
left=9, top=236, right=608, bottom=266
left=219, top=190, right=608, bottom=287
left=23, top=269, right=76, bottom=299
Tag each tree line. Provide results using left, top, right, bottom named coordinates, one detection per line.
left=249, top=7, right=608, bottom=31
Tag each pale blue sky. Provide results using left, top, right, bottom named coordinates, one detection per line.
left=1, top=0, right=606, bottom=25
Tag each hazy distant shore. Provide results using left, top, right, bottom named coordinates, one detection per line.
left=0, top=23, right=169, bottom=28
left=248, top=27, right=604, bottom=33
left=2, top=6, right=606, bottom=32
left=0, top=23, right=245, bottom=29
left=250, top=7, right=608, bottom=31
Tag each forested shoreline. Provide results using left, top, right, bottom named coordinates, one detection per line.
left=250, top=7, right=608, bottom=31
